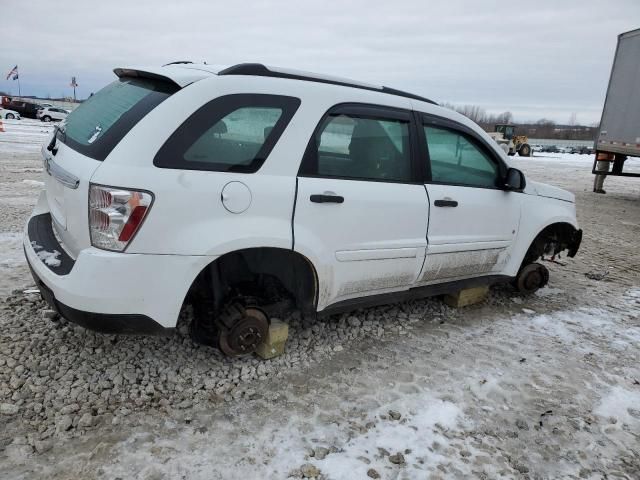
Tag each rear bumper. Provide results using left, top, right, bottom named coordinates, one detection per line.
left=27, top=259, right=168, bottom=335
left=24, top=207, right=217, bottom=331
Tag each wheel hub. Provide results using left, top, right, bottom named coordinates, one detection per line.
left=218, top=306, right=268, bottom=356
left=516, top=263, right=549, bottom=294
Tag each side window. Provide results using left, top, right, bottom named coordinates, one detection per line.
left=424, top=126, right=499, bottom=188
left=155, top=95, right=301, bottom=173
left=306, top=112, right=412, bottom=182
left=183, top=107, right=283, bottom=166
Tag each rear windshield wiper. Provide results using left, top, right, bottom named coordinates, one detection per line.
left=47, top=124, right=67, bottom=155
left=46, top=125, right=59, bottom=154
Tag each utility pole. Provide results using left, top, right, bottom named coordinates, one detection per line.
left=71, top=76, right=78, bottom=101
left=15, top=66, right=20, bottom=98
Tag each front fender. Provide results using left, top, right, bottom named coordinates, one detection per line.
left=505, top=194, right=579, bottom=276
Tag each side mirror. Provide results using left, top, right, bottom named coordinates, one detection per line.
left=504, top=167, right=526, bottom=191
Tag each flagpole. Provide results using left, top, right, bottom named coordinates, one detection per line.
left=16, top=67, right=21, bottom=98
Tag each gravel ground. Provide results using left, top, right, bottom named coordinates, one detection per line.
left=0, top=121, right=639, bottom=479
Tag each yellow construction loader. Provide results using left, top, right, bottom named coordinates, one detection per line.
left=487, top=124, right=531, bottom=157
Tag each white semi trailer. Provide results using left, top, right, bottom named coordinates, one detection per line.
left=593, top=27, right=640, bottom=192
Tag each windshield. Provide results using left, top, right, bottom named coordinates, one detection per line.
left=58, top=77, right=177, bottom=161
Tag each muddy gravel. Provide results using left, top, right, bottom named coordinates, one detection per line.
left=1, top=121, right=639, bottom=479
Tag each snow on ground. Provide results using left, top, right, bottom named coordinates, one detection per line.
left=22, top=179, right=44, bottom=187
left=530, top=151, right=640, bottom=173
left=35, top=290, right=638, bottom=480
left=0, top=232, right=24, bottom=271
left=0, top=118, right=53, bottom=153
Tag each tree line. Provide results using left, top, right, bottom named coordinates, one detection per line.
left=441, top=103, right=598, bottom=141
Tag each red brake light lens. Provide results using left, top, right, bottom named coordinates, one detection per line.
left=89, top=185, right=153, bottom=251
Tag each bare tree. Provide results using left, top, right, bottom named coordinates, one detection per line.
left=439, top=103, right=596, bottom=140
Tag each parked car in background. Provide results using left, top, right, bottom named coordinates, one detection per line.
left=569, top=146, right=593, bottom=155
left=0, top=107, right=21, bottom=120
left=541, top=145, right=559, bottom=153
left=25, top=62, right=582, bottom=357
left=7, top=100, right=42, bottom=119
left=37, top=106, right=69, bottom=122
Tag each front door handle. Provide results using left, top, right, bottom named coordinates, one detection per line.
left=310, top=194, right=344, bottom=204
left=434, top=199, right=458, bottom=207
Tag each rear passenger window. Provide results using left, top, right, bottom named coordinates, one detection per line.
left=183, top=107, right=282, bottom=166
left=424, top=126, right=498, bottom=188
left=305, top=112, right=412, bottom=182
left=155, top=95, right=300, bottom=173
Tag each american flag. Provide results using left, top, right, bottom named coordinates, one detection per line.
left=6, top=65, right=18, bottom=80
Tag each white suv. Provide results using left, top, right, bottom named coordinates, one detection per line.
left=24, top=62, right=582, bottom=356
left=37, top=106, right=69, bottom=122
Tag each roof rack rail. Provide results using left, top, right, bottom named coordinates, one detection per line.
left=163, top=60, right=194, bottom=66
left=218, top=63, right=437, bottom=105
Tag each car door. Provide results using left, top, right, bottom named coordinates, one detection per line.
left=416, top=114, right=521, bottom=284
left=294, top=104, right=429, bottom=310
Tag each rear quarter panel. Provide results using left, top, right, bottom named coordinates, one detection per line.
left=90, top=76, right=323, bottom=256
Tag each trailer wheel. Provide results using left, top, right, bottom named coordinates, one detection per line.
left=519, top=143, right=531, bottom=157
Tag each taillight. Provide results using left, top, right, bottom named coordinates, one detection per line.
left=89, top=184, right=153, bottom=251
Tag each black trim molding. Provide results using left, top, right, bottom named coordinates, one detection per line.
left=27, top=213, right=75, bottom=275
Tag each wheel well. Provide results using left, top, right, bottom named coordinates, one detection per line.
left=521, top=222, right=581, bottom=270
left=185, top=247, right=318, bottom=320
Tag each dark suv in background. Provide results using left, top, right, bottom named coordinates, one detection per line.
left=7, top=100, right=42, bottom=119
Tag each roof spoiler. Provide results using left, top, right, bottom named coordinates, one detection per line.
left=113, top=66, right=210, bottom=88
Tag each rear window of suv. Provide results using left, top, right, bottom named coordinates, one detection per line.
left=58, top=77, right=177, bottom=161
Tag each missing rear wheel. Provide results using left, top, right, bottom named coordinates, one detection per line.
left=216, top=303, right=269, bottom=356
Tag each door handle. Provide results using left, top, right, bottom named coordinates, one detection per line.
left=310, top=194, right=344, bottom=204
left=434, top=199, right=458, bottom=207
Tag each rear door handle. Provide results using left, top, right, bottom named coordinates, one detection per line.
left=434, top=199, right=458, bottom=207
left=310, top=194, right=344, bottom=204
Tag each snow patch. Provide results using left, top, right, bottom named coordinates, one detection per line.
left=31, top=241, right=61, bottom=267
left=594, top=386, right=640, bottom=426
left=102, top=392, right=469, bottom=479
left=0, top=232, right=23, bottom=268
left=534, top=286, right=564, bottom=297
left=22, top=179, right=44, bottom=187
left=318, top=397, right=463, bottom=479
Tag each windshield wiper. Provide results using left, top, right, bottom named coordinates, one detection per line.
left=46, top=125, right=59, bottom=155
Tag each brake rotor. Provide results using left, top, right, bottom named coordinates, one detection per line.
left=516, top=262, right=549, bottom=294
left=218, top=306, right=269, bottom=356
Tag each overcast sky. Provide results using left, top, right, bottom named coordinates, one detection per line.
left=2, top=0, right=638, bottom=124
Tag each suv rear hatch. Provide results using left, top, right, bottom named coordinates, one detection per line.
left=43, top=75, right=179, bottom=258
